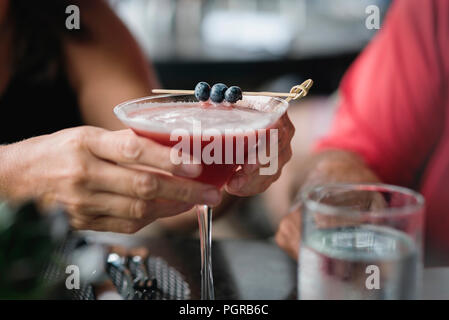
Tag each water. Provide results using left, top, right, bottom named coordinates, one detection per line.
left=298, top=225, right=420, bottom=300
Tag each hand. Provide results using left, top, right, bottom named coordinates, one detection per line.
left=2, top=126, right=222, bottom=233
left=225, top=113, right=294, bottom=196
left=275, top=205, right=301, bottom=260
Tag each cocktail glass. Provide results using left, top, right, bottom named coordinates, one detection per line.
left=114, top=94, right=289, bottom=299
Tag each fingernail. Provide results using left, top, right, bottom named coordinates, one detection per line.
left=228, top=174, right=248, bottom=191
left=202, top=188, right=221, bottom=206
left=178, top=164, right=202, bottom=178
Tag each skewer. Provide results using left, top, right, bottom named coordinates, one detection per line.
left=151, top=79, right=314, bottom=102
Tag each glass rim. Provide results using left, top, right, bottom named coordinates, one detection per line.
left=113, top=93, right=290, bottom=124
left=300, top=183, right=425, bottom=218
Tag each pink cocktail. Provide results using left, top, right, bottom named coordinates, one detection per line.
left=129, top=102, right=279, bottom=188
left=134, top=127, right=239, bottom=188
left=114, top=94, right=289, bottom=299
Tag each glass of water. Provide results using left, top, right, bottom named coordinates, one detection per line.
left=298, top=183, right=424, bottom=300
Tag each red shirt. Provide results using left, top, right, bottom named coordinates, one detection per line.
left=316, top=0, right=449, bottom=250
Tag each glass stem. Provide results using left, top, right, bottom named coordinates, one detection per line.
left=197, top=204, right=215, bottom=300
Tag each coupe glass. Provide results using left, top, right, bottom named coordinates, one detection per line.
left=114, top=94, right=289, bottom=299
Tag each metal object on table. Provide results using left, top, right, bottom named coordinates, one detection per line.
left=127, top=255, right=158, bottom=300
left=106, top=252, right=135, bottom=299
left=43, top=232, right=192, bottom=300
left=43, top=236, right=97, bottom=300
left=147, top=256, right=191, bottom=300
left=106, top=251, right=190, bottom=300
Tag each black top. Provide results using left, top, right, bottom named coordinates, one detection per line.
left=0, top=0, right=84, bottom=145
left=0, top=69, right=83, bottom=145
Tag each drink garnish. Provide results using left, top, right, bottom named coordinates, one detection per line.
left=210, top=83, right=228, bottom=103
left=194, top=82, right=211, bottom=102
left=152, top=79, right=314, bottom=103
left=224, top=86, right=243, bottom=103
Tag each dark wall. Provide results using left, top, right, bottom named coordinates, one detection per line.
left=154, top=52, right=358, bottom=95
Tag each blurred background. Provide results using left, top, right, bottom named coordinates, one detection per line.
left=108, top=0, right=390, bottom=93
left=99, top=0, right=393, bottom=239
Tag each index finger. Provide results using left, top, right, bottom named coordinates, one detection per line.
left=86, top=129, right=201, bottom=178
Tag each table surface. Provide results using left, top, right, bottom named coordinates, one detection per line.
left=90, top=234, right=449, bottom=300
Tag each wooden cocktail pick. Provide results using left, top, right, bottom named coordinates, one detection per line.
left=152, top=79, right=314, bottom=102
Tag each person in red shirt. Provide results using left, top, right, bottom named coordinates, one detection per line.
left=276, top=0, right=449, bottom=264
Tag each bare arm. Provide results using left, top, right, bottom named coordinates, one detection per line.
left=291, top=149, right=380, bottom=190
left=63, top=0, right=159, bottom=130
left=275, top=149, right=381, bottom=259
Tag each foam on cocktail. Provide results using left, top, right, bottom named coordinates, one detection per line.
left=128, top=104, right=272, bottom=133
left=120, top=96, right=285, bottom=133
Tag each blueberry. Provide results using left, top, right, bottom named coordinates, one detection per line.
left=210, top=83, right=228, bottom=103
left=194, top=82, right=211, bottom=101
left=224, top=86, right=243, bottom=103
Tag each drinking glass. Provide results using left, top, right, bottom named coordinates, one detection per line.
left=297, top=183, right=424, bottom=300
left=114, top=94, right=289, bottom=299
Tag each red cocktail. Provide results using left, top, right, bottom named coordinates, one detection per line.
left=135, top=128, right=239, bottom=188
left=126, top=101, right=281, bottom=188
left=114, top=94, right=289, bottom=300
